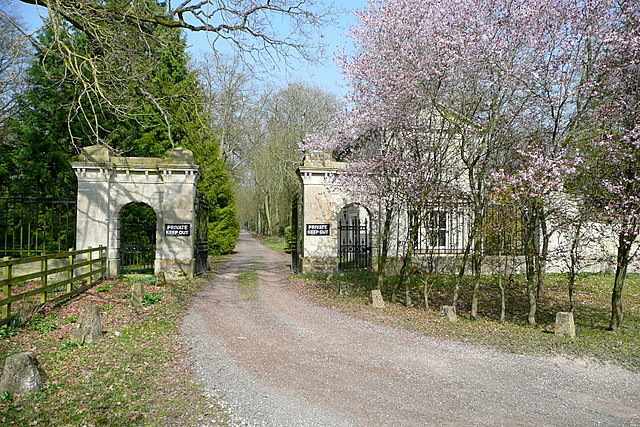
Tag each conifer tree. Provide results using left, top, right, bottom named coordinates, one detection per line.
left=3, top=1, right=238, bottom=253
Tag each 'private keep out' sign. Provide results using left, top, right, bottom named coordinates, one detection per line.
left=165, top=224, right=191, bottom=236
left=306, top=223, right=330, bottom=236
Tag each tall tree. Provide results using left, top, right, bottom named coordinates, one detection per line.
left=5, top=6, right=239, bottom=253
left=247, top=82, right=339, bottom=235
left=0, top=4, right=32, bottom=192
left=8, top=0, right=336, bottom=140
left=322, top=0, right=628, bottom=324
left=195, top=53, right=258, bottom=174
left=577, top=1, right=640, bottom=330
left=0, top=3, right=30, bottom=128
left=2, top=24, right=89, bottom=197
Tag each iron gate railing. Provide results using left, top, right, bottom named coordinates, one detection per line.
left=0, top=198, right=76, bottom=258
left=413, top=202, right=525, bottom=256
left=194, top=192, right=209, bottom=275
left=290, top=198, right=301, bottom=273
left=338, top=219, right=371, bottom=271
left=120, top=222, right=156, bottom=274
left=119, top=203, right=157, bottom=275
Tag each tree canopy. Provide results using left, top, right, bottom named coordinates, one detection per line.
left=305, top=0, right=640, bottom=329
left=1, top=3, right=239, bottom=253
left=6, top=0, right=336, bottom=138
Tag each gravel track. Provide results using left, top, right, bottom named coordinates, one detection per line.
left=180, top=231, right=640, bottom=426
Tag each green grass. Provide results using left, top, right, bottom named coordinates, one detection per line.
left=95, top=284, right=112, bottom=292
left=142, top=292, right=162, bottom=306
left=0, top=277, right=230, bottom=426
left=237, top=269, right=260, bottom=301
left=209, top=255, right=228, bottom=271
left=253, top=234, right=287, bottom=252
left=27, top=314, right=60, bottom=334
left=263, top=237, right=287, bottom=252
left=297, top=271, right=640, bottom=371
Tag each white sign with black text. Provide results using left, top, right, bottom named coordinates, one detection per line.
left=165, top=224, right=190, bottom=236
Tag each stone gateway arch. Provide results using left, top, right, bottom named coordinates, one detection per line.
left=71, top=145, right=207, bottom=279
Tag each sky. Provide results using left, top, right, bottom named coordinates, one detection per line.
left=8, top=0, right=370, bottom=97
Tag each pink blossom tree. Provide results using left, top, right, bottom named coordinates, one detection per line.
left=307, top=0, right=635, bottom=326
left=328, top=116, right=463, bottom=299
left=492, top=145, right=589, bottom=323
left=577, top=2, right=640, bottom=330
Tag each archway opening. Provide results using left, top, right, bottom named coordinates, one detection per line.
left=119, top=202, right=157, bottom=275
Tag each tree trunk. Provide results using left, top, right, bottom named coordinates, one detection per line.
left=523, top=200, right=540, bottom=326
left=567, top=228, right=580, bottom=313
left=609, top=231, right=635, bottom=330
left=470, top=276, right=480, bottom=319
left=568, top=266, right=576, bottom=313
left=274, top=200, right=281, bottom=234
left=452, top=231, right=473, bottom=310
left=527, top=273, right=537, bottom=326
left=469, top=186, right=487, bottom=320
left=470, top=217, right=484, bottom=320
left=498, top=233, right=508, bottom=323
left=376, top=207, right=393, bottom=291
left=526, top=236, right=538, bottom=326
left=398, top=211, right=418, bottom=307
left=498, top=274, right=506, bottom=322
left=424, top=281, right=430, bottom=310
left=264, top=193, right=273, bottom=235
left=536, top=214, right=548, bottom=299
left=405, top=275, right=412, bottom=308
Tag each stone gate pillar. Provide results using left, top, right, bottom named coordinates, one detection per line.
left=297, top=152, right=349, bottom=273
left=71, top=145, right=201, bottom=279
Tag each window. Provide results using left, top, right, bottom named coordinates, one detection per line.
left=427, top=210, right=447, bottom=248
left=414, top=205, right=468, bottom=254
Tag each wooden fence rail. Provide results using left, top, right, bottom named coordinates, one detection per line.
left=0, top=247, right=106, bottom=327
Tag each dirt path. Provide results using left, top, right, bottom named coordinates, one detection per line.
left=181, top=231, right=640, bottom=426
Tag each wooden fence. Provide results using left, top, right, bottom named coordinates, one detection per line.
left=1, top=247, right=106, bottom=327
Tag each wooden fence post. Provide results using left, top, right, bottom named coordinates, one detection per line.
left=2, top=257, right=12, bottom=321
left=100, top=246, right=106, bottom=279
left=86, top=248, right=93, bottom=285
left=40, top=256, right=48, bottom=304
left=67, top=248, right=74, bottom=294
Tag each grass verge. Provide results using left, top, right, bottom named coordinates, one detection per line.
left=0, top=275, right=230, bottom=426
left=292, top=272, right=640, bottom=371
left=252, top=233, right=287, bottom=253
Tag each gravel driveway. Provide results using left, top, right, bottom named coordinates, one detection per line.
left=180, top=231, right=640, bottom=426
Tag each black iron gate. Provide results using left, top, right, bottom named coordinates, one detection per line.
left=120, top=224, right=156, bottom=274
left=338, top=219, right=371, bottom=271
left=194, top=192, right=209, bottom=276
left=120, top=204, right=156, bottom=274
left=290, top=198, right=301, bottom=273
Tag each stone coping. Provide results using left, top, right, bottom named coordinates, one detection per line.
left=71, top=145, right=199, bottom=171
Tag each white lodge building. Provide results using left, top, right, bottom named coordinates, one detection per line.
left=294, top=151, right=638, bottom=276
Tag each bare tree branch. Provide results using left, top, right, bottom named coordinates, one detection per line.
left=8, top=0, right=337, bottom=144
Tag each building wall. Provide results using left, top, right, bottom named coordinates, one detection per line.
left=297, top=152, right=640, bottom=276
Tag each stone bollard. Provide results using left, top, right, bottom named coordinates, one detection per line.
left=0, top=352, right=44, bottom=394
left=440, top=305, right=458, bottom=323
left=131, top=283, right=144, bottom=307
left=156, top=272, right=166, bottom=287
left=338, top=282, right=349, bottom=295
left=371, top=289, right=385, bottom=309
left=71, top=305, right=102, bottom=345
left=555, top=312, right=576, bottom=338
